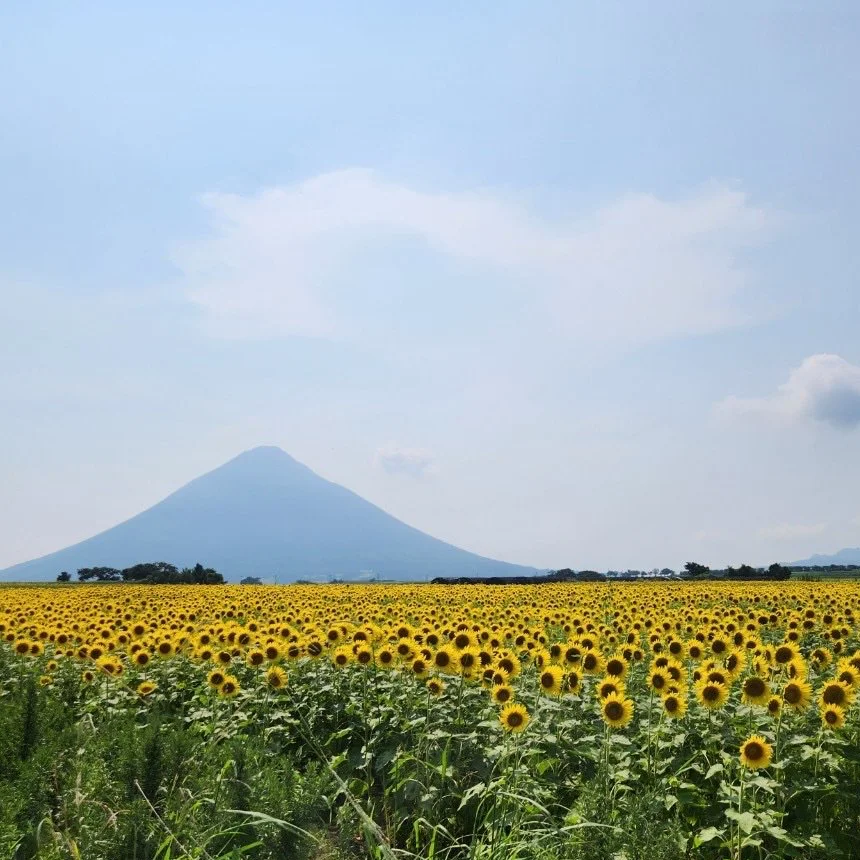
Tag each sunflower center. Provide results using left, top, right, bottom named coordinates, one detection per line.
left=745, top=741, right=764, bottom=761
left=507, top=712, right=523, bottom=727
left=784, top=685, right=801, bottom=704
left=823, top=686, right=845, bottom=705
left=605, top=701, right=623, bottom=720
left=745, top=678, right=765, bottom=697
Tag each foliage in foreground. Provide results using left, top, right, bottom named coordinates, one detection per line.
left=1, top=582, right=860, bottom=859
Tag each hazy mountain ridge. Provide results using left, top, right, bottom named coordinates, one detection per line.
left=788, top=547, right=860, bottom=567
left=0, top=447, right=536, bottom=582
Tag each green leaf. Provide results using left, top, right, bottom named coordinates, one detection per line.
left=705, top=763, right=723, bottom=779
left=726, top=809, right=757, bottom=834
left=694, top=826, right=723, bottom=846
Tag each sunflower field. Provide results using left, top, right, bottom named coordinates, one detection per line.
left=1, top=582, right=859, bottom=860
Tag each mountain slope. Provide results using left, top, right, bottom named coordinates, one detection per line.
left=1, top=447, right=536, bottom=582
left=788, top=547, right=860, bottom=567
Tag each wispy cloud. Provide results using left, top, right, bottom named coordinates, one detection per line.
left=719, top=354, right=860, bottom=430
left=172, top=170, right=774, bottom=349
left=374, top=445, right=436, bottom=479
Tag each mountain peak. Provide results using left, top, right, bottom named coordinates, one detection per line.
left=1, top=450, right=535, bottom=582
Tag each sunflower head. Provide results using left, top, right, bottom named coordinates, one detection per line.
left=492, top=684, right=514, bottom=705
left=739, top=735, right=773, bottom=770
left=538, top=665, right=564, bottom=696
left=782, top=679, right=812, bottom=711
left=499, top=702, right=530, bottom=733
left=600, top=693, right=634, bottom=729
left=741, top=675, right=770, bottom=706
left=265, top=666, right=288, bottom=689
left=696, top=680, right=728, bottom=710
left=821, top=703, right=845, bottom=730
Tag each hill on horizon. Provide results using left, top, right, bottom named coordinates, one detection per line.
left=0, top=447, right=536, bottom=582
left=788, top=547, right=860, bottom=567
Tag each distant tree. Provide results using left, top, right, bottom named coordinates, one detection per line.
left=240, top=576, right=263, bottom=585
left=683, top=562, right=710, bottom=578
left=766, top=563, right=792, bottom=581
left=181, top=563, right=224, bottom=584
left=121, top=562, right=179, bottom=583
left=77, top=566, right=121, bottom=582
left=56, top=571, right=71, bottom=582
left=660, top=568, right=675, bottom=576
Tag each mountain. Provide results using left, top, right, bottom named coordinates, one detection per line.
left=0, top=447, right=536, bottom=582
left=788, top=547, right=860, bottom=567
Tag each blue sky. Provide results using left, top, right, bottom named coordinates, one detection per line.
left=2, top=1, right=859, bottom=571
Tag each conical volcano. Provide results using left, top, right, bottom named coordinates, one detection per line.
left=1, top=447, right=535, bottom=581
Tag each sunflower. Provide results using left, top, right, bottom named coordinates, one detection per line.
left=821, top=703, right=845, bottom=730
left=354, top=644, right=373, bottom=666
left=567, top=670, right=582, bottom=694
left=766, top=696, right=782, bottom=716
left=432, top=645, right=457, bottom=674
left=600, top=693, right=634, bottom=729
left=581, top=649, right=604, bottom=675
left=492, top=684, right=514, bottom=705
left=411, top=657, right=429, bottom=678
left=246, top=648, right=266, bottom=668
left=453, top=630, right=474, bottom=650
left=739, top=735, right=773, bottom=770
left=662, top=691, right=687, bottom=719
left=648, top=667, right=671, bottom=694
left=724, top=649, right=746, bottom=679
left=499, top=702, right=530, bottom=733
left=773, top=643, right=797, bottom=666
left=39, top=675, right=53, bottom=687
left=538, top=665, right=565, bottom=696
left=781, top=679, right=812, bottom=711
left=836, top=661, right=859, bottom=690
left=265, top=666, right=288, bottom=689
left=696, top=680, right=728, bottom=710
left=597, top=676, right=625, bottom=700
left=332, top=644, right=353, bottom=668
left=496, top=651, right=521, bottom=678
left=264, top=643, right=281, bottom=662
left=207, top=668, right=226, bottom=689
left=155, top=640, right=175, bottom=658
left=820, top=680, right=853, bottom=708
left=218, top=675, right=240, bottom=698
left=426, top=677, right=445, bottom=696
left=604, top=655, right=628, bottom=679
left=741, top=675, right=771, bottom=706
left=137, top=680, right=157, bottom=697
left=455, top=646, right=480, bottom=676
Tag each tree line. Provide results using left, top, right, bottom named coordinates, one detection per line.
left=683, top=562, right=792, bottom=581
left=56, top=562, right=224, bottom=585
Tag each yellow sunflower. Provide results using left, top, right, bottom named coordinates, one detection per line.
left=741, top=675, right=770, bottom=706
left=600, top=693, right=634, bottom=729
left=739, top=735, right=773, bottom=770
left=781, top=679, right=812, bottom=711
left=821, top=703, right=845, bottom=730
left=696, top=680, right=728, bottom=710
left=499, top=702, right=530, bottom=733
left=538, top=665, right=565, bottom=696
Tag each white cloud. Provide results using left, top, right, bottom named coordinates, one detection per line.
left=719, top=354, right=860, bottom=429
left=757, top=522, right=827, bottom=540
left=172, top=169, right=773, bottom=347
left=375, top=445, right=436, bottom=478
